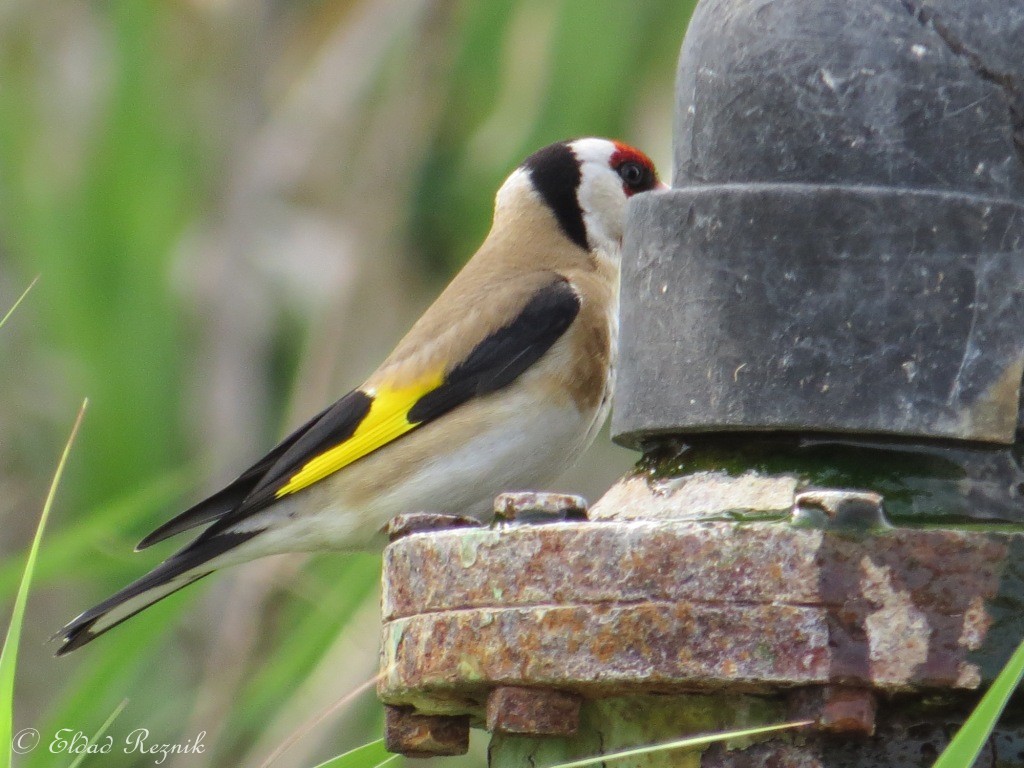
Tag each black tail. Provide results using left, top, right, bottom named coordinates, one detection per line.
left=55, top=530, right=258, bottom=655
left=135, top=403, right=337, bottom=549
left=135, top=483, right=255, bottom=550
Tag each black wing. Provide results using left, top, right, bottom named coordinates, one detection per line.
left=136, top=393, right=371, bottom=548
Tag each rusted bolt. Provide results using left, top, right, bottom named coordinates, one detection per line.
left=383, top=705, right=470, bottom=757
left=386, top=512, right=481, bottom=542
left=486, top=685, right=582, bottom=736
left=788, top=686, right=877, bottom=736
left=493, top=491, right=588, bottom=523
left=791, top=488, right=889, bottom=530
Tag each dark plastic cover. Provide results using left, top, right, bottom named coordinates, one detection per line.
left=614, top=0, right=1024, bottom=447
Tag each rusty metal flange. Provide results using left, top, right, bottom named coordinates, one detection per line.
left=379, top=509, right=1016, bottom=720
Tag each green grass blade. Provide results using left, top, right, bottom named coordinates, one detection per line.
left=548, top=721, right=812, bottom=768
left=258, top=674, right=379, bottom=768
left=309, top=738, right=393, bottom=768
left=0, top=275, right=38, bottom=330
left=66, top=698, right=128, bottom=768
left=0, top=399, right=88, bottom=768
left=932, top=638, right=1024, bottom=768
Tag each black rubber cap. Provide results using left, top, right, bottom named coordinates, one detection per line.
left=614, top=0, right=1024, bottom=448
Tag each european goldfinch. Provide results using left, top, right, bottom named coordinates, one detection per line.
left=56, top=138, right=662, bottom=654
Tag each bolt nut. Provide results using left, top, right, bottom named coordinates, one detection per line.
left=788, top=686, right=877, bottom=736
left=386, top=512, right=481, bottom=542
left=493, top=492, right=588, bottom=523
left=384, top=705, right=470, bottom=757
left=486, top=686, right=582, bottom=736
left=792, top=488, right=889, bottom=530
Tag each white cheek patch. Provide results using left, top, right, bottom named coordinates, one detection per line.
left=578, top=168, right=627, bottom=254
left=569, top=139, right=628, bottom=257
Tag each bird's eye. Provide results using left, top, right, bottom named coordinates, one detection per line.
left=617, top=161, right=649, bottom=190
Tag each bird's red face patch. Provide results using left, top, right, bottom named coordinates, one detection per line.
left=610, top=142, right=654, bottom=169
left=610, top=142, right=661, bottom=196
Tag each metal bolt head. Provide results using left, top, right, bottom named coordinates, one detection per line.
left=384, top=705, right=470, bottom=757
left=486, top=686, right=582, bottom=736
left=792, top=488, right=889, bottom=531
left=386, top=512, right=481, bottom=542
left=493, top=492, right=588, bottom=523
left=788, top=686, right=877, bottom=736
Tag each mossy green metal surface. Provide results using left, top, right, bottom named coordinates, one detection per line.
left=488, top=694, right=786, bottom=768
left=639, top=435, right=1024, bottom=524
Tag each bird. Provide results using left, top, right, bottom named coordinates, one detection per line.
left=55, top=137, right=663, bottom=655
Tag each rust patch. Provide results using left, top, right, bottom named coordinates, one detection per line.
left=486, top=686, right=581, bottom=735
left=381, top=521, right=825, bottom=621
left=380, top=601, right=830, bottom=704
left=788, top=686, right=877, bottom=736
left=384, top=705, right=469, bottom=757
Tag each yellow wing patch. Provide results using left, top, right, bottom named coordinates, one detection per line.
left=274, top=370, right=445, bottom=499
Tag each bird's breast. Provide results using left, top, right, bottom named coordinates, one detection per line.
left=553, top=266, right=618, bottom=417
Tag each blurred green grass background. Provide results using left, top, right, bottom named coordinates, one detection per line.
left=0, top=1, right=692, bottom=765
